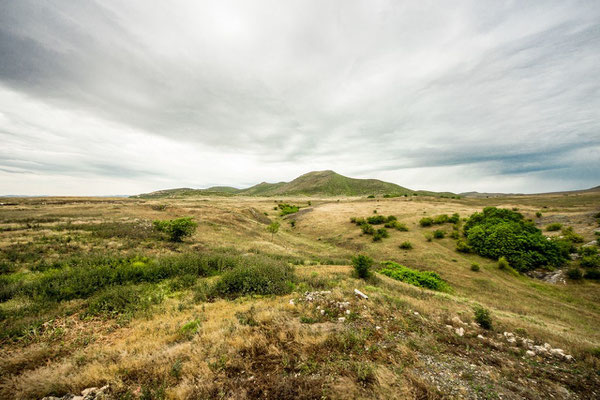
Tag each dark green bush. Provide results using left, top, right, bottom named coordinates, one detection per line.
left=360, top=223, right=375, bottom=235
left=372, top=228, right=389, bottom=242
left=473, top=306, right=492, bottom=329
left=367, top=215, right=387, bottom=225
left=562, top=227, right=584, bottom=243
left=385, top=221, right=408, bottom=231
left=580, top=255, right=600, bottom=268
left=352, top=254, right=373, bottom=279
left=456, top=240, right=471, bottom=253
left=153, top=217, right=197, bottom=242
left=211, top=261, right=295, bottom=299
left=470, top=263, right=480, bottom=272
left=546, top=223, right=562, bottom=231
left=566, top=267, right=583, bottom=280
left=419, top=217, right=433, bottom=227
left=463, top=207, right=568, bottom=271
left=379, top=262, right=449, bottom=291
left=584, top=269, right=600, bottom=280
left=433, top=230, right=445, bottom=239
left=536, top=212, right=542, bottom=218
left=399, top=241, right=413, bottom=250
left=433, top=214, right=449, bottom=225
left=448, top=213, right=460, bottom=224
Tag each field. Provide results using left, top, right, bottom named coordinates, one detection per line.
left=1, top=192, right=599, bottom=399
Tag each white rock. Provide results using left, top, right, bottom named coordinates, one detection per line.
left=345, top=309, right=351, bottom=315
left=526, top=350, right=536, bottom=357
left=354, top=289, right=369, bottom=299
left=455, top=327, right=464, bottom=337
left=543, top=343, right=552, bottom=350
left=452, top=316, right=466, bottom=326
left=376, top=326, right=381, bottom=330
left=564, top=354, right=574, bottom=362
left=289, top=299, right=295, bottom=305
left=445, top=324, right=453, bottom=331
left=507, top=337, right=516, bottom=344
left=477, top=334, right=485, bottom=340
left=338, top=317, right=346, bottom=322
left=414, top=311, right=420, bottom=316
left=550, top=348, right=565, bottom=356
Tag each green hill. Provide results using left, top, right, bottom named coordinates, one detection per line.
left=132, top=170, right=452, bottom=198
left=240, top=170, right=413, bottom=196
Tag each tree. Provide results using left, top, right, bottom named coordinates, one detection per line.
left=266, top=221, right=280, bottom=241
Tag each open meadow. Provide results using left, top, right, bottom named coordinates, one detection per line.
left=1, top=191, right=599, bottom=399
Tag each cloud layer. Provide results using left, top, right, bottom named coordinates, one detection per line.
left=1, top=0, right=599, bottom=195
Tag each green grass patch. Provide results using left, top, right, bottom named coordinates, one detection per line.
left=378, top=261, right=450, bottom=291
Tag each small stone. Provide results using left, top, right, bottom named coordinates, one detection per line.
left=526, top=350, right=536, bottom=357
left=414, top=311, right=419, bottom=316
left=446, top=324, right=453, bottom=331
left=507, top=337, right=516, bottom=344
left=345, top=309, right=351, bottom=315
left=338, top=317, right=346, bottom=322
left=452, top=316, right=466, bottom=326
left=289, top=299, right=295, bottom=305
left=376, top=326, right=381, bottom=330
left=477, top=334, right=485, bottom=340
left=455, top=327, right=464, bottom=337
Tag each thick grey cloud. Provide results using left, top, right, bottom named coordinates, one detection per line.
left=0, top=0, right=599, bottom=195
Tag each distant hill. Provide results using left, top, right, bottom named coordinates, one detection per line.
left=133, top=170, right=423, bottom=198
left=238, top=170, right=413, bottom=197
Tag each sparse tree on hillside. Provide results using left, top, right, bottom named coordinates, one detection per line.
left=267, top=221, right=280, bottom=241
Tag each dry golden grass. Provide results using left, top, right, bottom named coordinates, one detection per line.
left=1, top=192, right=599, bottom=399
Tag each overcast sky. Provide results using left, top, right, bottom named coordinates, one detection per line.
left=1, top=0, right=599, bottom=195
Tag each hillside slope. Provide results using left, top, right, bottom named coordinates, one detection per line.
left=240, top=170, right=413, bottom=196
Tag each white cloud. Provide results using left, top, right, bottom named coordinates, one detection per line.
left=0, top=0, right=599, bottom=195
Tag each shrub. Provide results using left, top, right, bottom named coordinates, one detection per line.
left=385, top=221, right=408, bottom=231
left=536, top=212, right=542, bottom=218
left=433, top=230, right=445, bottom=239
left=372, top=228, right=389, bottom=242
left=464, top=207, right=568, bottom=271
left=448, top=213, right=460, bottom=224
left=367, top=195, right=375, bottom=199
left=470, top=263, right=480, bottom=272
left=449, top=231, right=459, bottom=239
left=399, top=241, right=413, bottom=250
left=562, top=227, right=584, bottom=243
left=153, top=217, right=197, bottom=242
left=546, top=223, right=562, bottom=231
left=211, top=261, right=295, bottom=298
left=85, top=285, right=163, bottom=318
left=456, top=240, right=471, bottom=253
left=580, top=255, right=600, bottom=268
left=278, top=203, right=299, bottom=216
left=352, top=254, right=373, bottom=279
left=473, top=305, right=492, bottom=329
left=360, top=223, right=375, bottom=235
left=584, top=269, right=600, bottom=280
left=498, top=256, right=509, bottom=270
left=419, top=217, right=433, bottom=227
left=379, top=261, right=449, bottom=291
left=367, top=215, right=387, bottom=225
left=433, top=214, right=449, bottom=225
left=566, top=267, right=583, bottom=280
left=425, top=233, right=433, bottom=242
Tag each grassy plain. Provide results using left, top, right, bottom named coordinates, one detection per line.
left=0, top=191, right=599, bottom=399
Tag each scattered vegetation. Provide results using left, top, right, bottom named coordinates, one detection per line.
left=432, top=229, right=445, bottom=239
left=211, top=260, right=295, bottom=299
